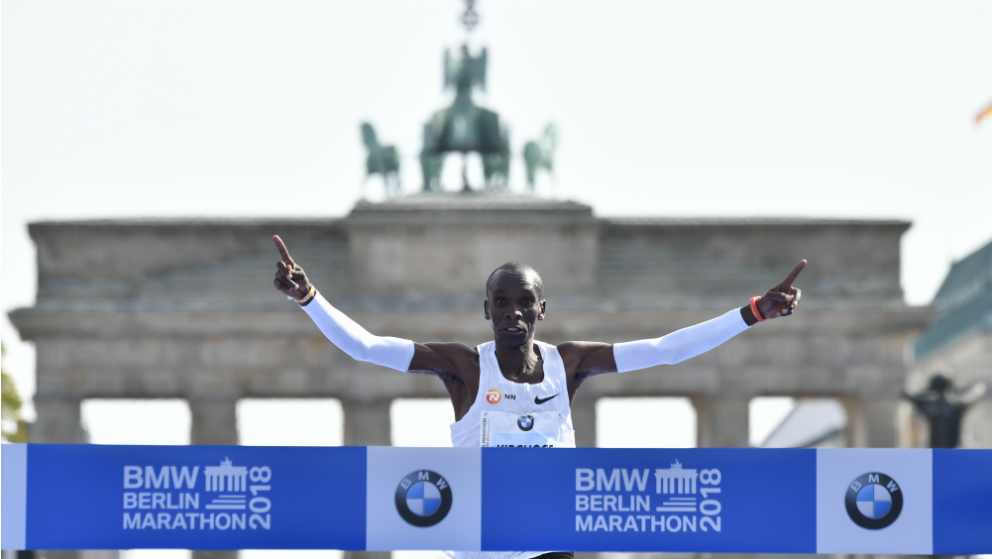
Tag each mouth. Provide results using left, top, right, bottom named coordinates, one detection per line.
left=501, top=326, right=526, bottom=334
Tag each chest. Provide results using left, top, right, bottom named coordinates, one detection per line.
left=477, top=347, right=567, bottom=413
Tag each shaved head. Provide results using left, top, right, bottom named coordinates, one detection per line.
left=486, top=262, right=544, bottom=300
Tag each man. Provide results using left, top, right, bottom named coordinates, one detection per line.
left=272, top=234, right=803, bottom=559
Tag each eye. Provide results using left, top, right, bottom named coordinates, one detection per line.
left=522, top=298, right=534, bottom=306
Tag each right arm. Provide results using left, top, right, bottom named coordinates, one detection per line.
left=272, top=235, right=471, bottom=376
left=300, top=291, right=415, bottom=371
left=302, top=292, right=476, bottom=376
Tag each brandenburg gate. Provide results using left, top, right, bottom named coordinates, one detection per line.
left=10, top=192, right=930, bottom=559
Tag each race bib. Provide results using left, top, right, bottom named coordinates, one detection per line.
left=480, top=411, right=568, bottom=448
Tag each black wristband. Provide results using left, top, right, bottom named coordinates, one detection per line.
left=295, top=285, right=317, bottom=306
left=740, top=305, right=760, bottom=327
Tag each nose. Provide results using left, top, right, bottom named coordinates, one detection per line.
left=505, top=307, right=522, bottom=319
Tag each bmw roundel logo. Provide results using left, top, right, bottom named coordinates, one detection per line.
left=517, top=414, right=535, bottom=431
left=845, top=472, right=903, bottom=529
left=395, top=470, right=453, bottom=527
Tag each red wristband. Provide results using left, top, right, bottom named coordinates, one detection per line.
left=750, top=296, right=766, bottom=322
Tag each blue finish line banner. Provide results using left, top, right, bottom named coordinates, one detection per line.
left=2, top=445, right=990, bottom=554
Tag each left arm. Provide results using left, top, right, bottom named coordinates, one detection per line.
left=561, top=260, right=806, bottom=386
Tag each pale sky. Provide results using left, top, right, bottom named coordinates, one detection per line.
left=3, top=0, right=992, bottom=433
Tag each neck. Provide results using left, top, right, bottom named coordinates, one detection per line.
left=493, top=339, right=541, bottom=380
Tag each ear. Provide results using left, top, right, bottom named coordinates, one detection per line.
left=538, top=299, right=547, bottom=320
left=483, top=299, right=491, bottom=320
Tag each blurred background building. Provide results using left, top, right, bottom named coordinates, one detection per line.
left=6, top=194, right=948, bottom=559
left=906, top=239, right=992, bottom=449
left=9, top=198, right=932, bottom=452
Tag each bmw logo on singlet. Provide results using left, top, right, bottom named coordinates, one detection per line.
left=845, top=472, right=903, bottom=529
left=395, top=470, right=453, bottom=527
left=517, top=414, right=535, bottom=431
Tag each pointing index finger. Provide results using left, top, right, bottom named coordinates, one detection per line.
left=273, top=235, right=295, bottom=267
left=781, top=259, right=807, bottom=290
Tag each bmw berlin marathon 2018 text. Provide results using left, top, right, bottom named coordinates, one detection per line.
left=2, top=445, right=990, bottom=555
left=574, top=460, right=723, bottom=534
left=122, top=458, right=273, bottom=532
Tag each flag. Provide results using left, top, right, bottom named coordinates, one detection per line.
left=977, top=98, right=992, bottom=124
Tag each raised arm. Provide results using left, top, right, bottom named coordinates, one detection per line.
left=272, top=235, right=414, bottom=371
left=954, top=382, right=987, bottom=407
left=272, top=235, right=472, bottom=377
left=562, top=260, right=806, bottom=382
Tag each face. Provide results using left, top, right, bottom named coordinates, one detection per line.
left=483, top=269, right=546, bottom=349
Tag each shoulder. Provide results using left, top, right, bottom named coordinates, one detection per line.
left=422, top=342, right=481, bottom=370
left=422, top=341, right=480, bottom=360
left=408, top=342, right=480, bottom=378
left=555, top=341, right=613, bottom=357
left=555, top=341, right=617, bottom=378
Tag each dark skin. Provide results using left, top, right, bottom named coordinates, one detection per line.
left=274, top=235, right=805, bottom=422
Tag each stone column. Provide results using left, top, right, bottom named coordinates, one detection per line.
left=694, top=396, right=750, bottom=448
left=570, top=396, right=597, bottom=447
left=845, top=396, right=899, bottom=448
left=32, top=397, right=86, bottom=559
left=342, top=399, right=392, bottom=559
left=189, top=397, right=239, bottom=446
left=188, top=398, right=239, bottom=559
left=692, top=397, right=748, bottom=559
left=844, top=396, right=867, bottom=448
left=570, top=398, right=599, bottom=559
left=32, top=395, right=86, bottom=443
left=190, top=552, right=237, bottom=559
left=690, top=391, right=769, bottom=559
left=342, top=399, right=393, bottom=446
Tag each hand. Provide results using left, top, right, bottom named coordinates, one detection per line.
left=757, top=260, right=805, bottom=320
left=272, top=235, right=312, bottom=300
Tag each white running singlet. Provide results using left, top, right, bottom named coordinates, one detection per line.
left=446, top=340, right=574, bottom=559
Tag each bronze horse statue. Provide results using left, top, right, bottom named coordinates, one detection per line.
left=420, top=45, right=510, bottom=191
left=361, top=122, right=401, bottom=198
left=523, top=123, right=558, bottom=192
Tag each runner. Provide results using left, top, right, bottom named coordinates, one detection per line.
left=272, top=234, right=804, bottom=559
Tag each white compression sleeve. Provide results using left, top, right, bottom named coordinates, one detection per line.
left=613, top=309, right=749, bottom=373
left=301, top=291, right=415, bottom=372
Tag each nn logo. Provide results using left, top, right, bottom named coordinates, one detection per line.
left=394, top=470, right=453, bottom=527
left=845, top=472, right=903, bottom=530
